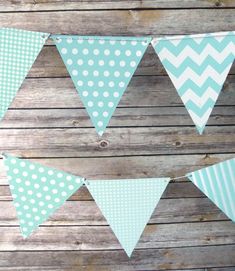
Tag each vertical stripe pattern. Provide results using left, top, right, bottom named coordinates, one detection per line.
left=187, top=158, right=235, bottom=221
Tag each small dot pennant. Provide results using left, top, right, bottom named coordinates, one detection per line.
left=51, top=35, right=151, bottom=136
left=0, top=28, right=49, bottom=122
left=3, top=154, right=84, bottom=238
left=86, top=178, right=170, bottom=257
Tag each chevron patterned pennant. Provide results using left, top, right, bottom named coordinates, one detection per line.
left=152, top=32, right=235, bottom=134
left=52, top=35, right=151, bottom=136
left=187, top=158, right=235, bottom=222
left=0, top=28, right=49, bottom=122
left=3, top=154, right=84, bottom=237
left=85, top=178, right=170, bottom=256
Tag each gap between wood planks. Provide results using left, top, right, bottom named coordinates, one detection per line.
left=1, top=0, right=235, bottom=12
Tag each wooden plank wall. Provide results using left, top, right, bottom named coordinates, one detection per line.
left=0, top=1, right=235, bottom=270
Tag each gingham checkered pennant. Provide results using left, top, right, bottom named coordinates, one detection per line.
left=0, top=28, right=49, bottom=121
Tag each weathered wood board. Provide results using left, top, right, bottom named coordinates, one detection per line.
left=0, top=1, right=234, bottom=270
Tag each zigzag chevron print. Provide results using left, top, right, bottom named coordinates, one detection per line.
left=187, top=158, right=235, bottom=222
left=152, top=32, right=235, bottom=134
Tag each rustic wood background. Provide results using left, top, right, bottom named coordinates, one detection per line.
left=0, top=1, right=235, bottom=270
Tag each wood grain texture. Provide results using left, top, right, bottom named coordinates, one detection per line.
left=27, top=46, right=235, bottom=77
left=1, top=106, right=235, bottom=128
left=0, top=245, right=234, bottom=270
left=0, top=221, right=234, bottom=251
left=0, top=245, right=234, bottom=271
left=5, top=76, right=235, bottom=108
left=0, top=197, right=229, bottom=225
left=1, top=10, right=235, bottom=35
left=0, top=127, right=234, bottom=157
left=1, top=1, right=235, bottom=270
left=0, top=182, right=206, bottom=200
left=0, top=153, right=233, bottom=184
left=2, top=0, right=235, bottom=11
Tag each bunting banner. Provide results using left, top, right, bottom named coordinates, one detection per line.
left=187, top=158, right=235, bottom=222
left=151, top=32, right=235, bottom=134
left=86, top=178, right=170, bottom=256
left=3, top=154, right=84, bottom=237
left=1, top=153, right=235, bottom=256
left=0, top=27, right=235, bottom=255
left=0, top=28, right=235, bottom=135
left=51, top=35, right=151, bottom=136
left=0, top=28, right=49, bottom=122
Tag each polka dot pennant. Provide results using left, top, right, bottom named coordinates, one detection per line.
left=86, top=177, right=170, bottom=257
left=51, top=35, right=151, bottom=136
left=3, top=154, right=84, bottom=238
left=0, top=28, right=49, bottom=122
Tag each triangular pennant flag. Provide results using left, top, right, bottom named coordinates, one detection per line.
left=0, top=28, right=49, bottom=121
left=52, top=35, right=151, bottom=136
left=187, top=158, right=235, bottom=222
left=86, top=178, right=170, bottom=256
left=152, top=32, right=235, bottom=134
left=3, top=154, right=84, bottom=237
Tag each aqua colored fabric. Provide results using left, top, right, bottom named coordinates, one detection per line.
left=86, top=178, right=170, bottom=256
left=52, top=35, right=151, bottom=136
left=0, top=28, right=49, bottom=121
left=187, top=158, right=235, bottom=222
left=152, top=32, right=235, bottom=134
left=3, top=154, right=84, bottom=238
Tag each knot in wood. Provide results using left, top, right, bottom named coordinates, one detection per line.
left=72, top=120, right=79, bottom=127
left=175, top=141, right=181, bottom=147
left=99, top=140, right=109, bottom=148
left=215, top=0, right=222, bottom=7
left=203, top=154, right=210, bottom=160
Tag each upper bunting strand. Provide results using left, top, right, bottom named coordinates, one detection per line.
left=0, top=28, right=235, bottom=136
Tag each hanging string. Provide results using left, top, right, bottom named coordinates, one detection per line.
left=47, top=34, right=151, bottom=43
left=170, top=175, right=189, bottom=181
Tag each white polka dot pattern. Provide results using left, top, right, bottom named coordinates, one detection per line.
left=3, top=155, right=84, bottom=238
left=86, top=177, right=170, bottom=257
left=52, top=35, right=151, bottom=136
left=0, top=28, right=49, bottom=121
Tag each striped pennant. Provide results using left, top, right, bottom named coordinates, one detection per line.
left=152, top=32, right=235, bottom=134
left=187, top=158, right=235, bottom=222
